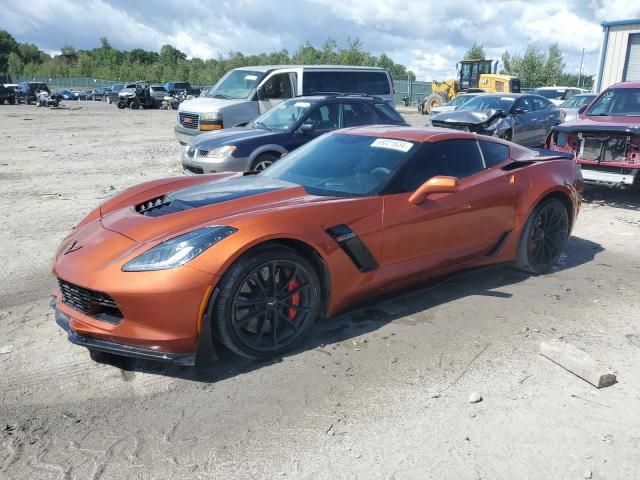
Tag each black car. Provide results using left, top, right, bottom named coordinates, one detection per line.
left=430, top=93, right=563, bottom=147
left=16, top=82, right=50, bottom=104
left=182, top=94, right=408, bottom=174
left=164, top=81, right=201, bottom=97
left=0, top=84, right=17, bottom=104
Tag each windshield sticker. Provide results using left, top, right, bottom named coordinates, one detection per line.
left=294, top=102, right=311, bottom=108
left=244, top=74, right=258, bottom=81
left=371, top=138, right=413, bottom=152
left=500, top=97, right=516, bottom=101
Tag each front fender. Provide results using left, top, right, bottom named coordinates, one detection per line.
left=249, top=144, right=289, bottom=162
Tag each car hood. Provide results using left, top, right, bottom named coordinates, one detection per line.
left=191, top=127, right=278, bottom=148
left=431, top=109, right=504, bottom=125
left=430, top=105, right=456, bottom=115
left=100, top=174, right=331, bottom=243
left=552, top=115, right=640, bottom=134
left=179, top=96, right=248, bottom=114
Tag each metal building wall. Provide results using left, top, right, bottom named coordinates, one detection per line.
left=596, top=21, right=640, bottom=91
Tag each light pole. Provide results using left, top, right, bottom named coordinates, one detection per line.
left=577, top=47, right=585, bottom=88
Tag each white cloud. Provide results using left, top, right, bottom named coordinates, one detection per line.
left=0, top=0, right=628, bottom=81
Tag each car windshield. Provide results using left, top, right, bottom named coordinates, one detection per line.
left=448, top=94, right=477, bottom=107
left=252, top=100, right=314, bottom=131
left=459, top=95, right=516, bottom=111
left=205, top=70, right=263, bottom=100
left=533, top=89, right=566, bottom=100
left=112, top=84, right=124, bottom=92
left=587, top=88, right=640, bottom=116
left=151, top=86, right=167, bottom=92
left=261, top=133, right=416, bottom=197
left=560, top=95, right=595, bottom=109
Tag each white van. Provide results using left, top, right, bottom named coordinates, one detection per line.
left=174, top=65, right=394, bottom=144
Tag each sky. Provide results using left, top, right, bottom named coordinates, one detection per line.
left=1, top=0, right=639, bottom=81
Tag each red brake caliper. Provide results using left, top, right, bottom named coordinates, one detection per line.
left=287, top=277, right=300, bottom=321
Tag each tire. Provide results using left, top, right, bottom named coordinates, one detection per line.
left=424, top=93, right=445, bottom=115
left=514, top=198, right=569, bottom=274
left=212, top=246, right=322, bottom=359
left=117, top=100, right=126, bottom=109
left=251, top=153, right=279, bottom=171
left=437, top=91, right=450, bottom=103
left=9, top=96, right=15, bottom=105
left=130, top=99, right=140, bottom=110
left=52, top=99, right=59, bottom=108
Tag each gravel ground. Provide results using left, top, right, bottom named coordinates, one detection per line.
left=1, top=101, right=640, bottom=479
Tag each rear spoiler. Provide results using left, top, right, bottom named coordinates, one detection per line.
left=530, top=148, right=574, bottom=160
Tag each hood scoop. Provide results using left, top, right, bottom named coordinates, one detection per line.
left=134, top=176, right=292, bottom=218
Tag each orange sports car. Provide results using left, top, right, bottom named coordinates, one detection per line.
left=52, top=126, right=582, bottom=365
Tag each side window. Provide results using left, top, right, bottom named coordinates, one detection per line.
left=479, top=140, right=510, bottom=167
left=532, top=97, right=550, bottom=111
left=398, top=140, right=485, bottom=192
left=374, top=102, right=405, bottom=123
left=304, top=103, right=341, bottom=131
left=262, top=73, right=293, bottom=99
left=302, top=71, right=391, bottom=96
left=514, top=97, right=533, bottom=113
left=565, top=89, right=575, bottom=99
left=343, top=103, right=376, bottom=127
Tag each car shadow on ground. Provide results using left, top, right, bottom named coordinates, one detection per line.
left=583, top=184, right=640, bottom=211
left=102, top=235, right=604, bottom=382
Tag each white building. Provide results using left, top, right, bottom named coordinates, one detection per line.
left=595, top=18, right=640, bottom=92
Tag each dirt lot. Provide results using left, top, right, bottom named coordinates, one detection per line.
left=1, top=101, right=640, bottom=479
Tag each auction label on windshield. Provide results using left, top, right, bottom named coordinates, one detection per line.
left=371, top=138, right=413, bottom=152
left=244, top=75, right=258, bottom=81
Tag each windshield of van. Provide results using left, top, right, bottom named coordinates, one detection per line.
left=587, top=88, right=640, bottom=116
left=205, top=70, right=263, bottom=100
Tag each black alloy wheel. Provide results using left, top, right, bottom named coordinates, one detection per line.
left=213, top=247, right=321, bottom=359
left=515, top=199, right=569, bottom=274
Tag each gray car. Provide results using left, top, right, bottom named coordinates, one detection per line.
left=430, top=93, right=563, bottom=146
left=559, top=93, right=596, bottom=123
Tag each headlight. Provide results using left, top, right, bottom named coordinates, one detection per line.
left=122, top=226, right=237, bottom=272
left=206, top=145, right=236, bottom=158
left=201, top=112, right=220, bottom=121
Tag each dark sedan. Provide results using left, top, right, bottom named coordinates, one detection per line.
left=182, top=94, right=408, bottom=173
left=430, top=93, right=563, bottom=147
left=56, top=89, right=78, bottom=100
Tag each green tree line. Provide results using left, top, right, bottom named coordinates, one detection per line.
left=463, top=42, right=593, bottom=89
left=0, top=31, right=415, bottom=84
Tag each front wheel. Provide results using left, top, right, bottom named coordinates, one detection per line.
left=251, top=153, right=278, bottom=172
left=514, top=199, right=569, bottom=274
left=212, top=247, right=322, bottom=359
left=117, top=100, right=126, bottom=109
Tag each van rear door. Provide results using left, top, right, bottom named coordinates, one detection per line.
left=256, top=68, right=302, bottom=114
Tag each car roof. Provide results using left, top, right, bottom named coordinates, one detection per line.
left=339, top=125, right=479, bottom=143
left=231, top=65, right=388, bottom=73
left=609, top=81, right=640, bottom=89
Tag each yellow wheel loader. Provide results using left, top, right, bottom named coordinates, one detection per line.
left=421, top=60, right=521, bottom=115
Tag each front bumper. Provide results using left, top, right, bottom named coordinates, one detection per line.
left=580, top=168, right=637, bottom=186
left=181, top=148, right=251, bottom=174
left=53, top=303, right=196, bottom=365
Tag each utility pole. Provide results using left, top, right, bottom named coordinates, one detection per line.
left=577, top=47, right=585, bottom=88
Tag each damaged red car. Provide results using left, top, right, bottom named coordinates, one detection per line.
left=546, top=81, right=640, bottom=187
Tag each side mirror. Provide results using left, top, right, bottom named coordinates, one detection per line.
left=578, top=105, right=587, bottom=115
left=298, top=121, right=315, bottom=134
left=512, top=108, right=527, bottom=115
left=409, top=176, right=459, bottom=205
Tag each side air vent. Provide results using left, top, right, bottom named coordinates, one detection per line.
left=326, top=224, right=379, bottom=272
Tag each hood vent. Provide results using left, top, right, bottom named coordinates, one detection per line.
left=135, top=195, right=170, bottom=215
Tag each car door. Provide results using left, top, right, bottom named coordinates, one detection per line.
left=532, top=96, right=558, bottom=144
left=257, top=68, right=302, bottom=114
left=510, top=97, right=537, bottom=146
left=380, top=139, right=517, bottom=287
left=284, top=102, right=343, bottom=151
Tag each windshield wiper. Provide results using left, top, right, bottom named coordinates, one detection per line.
left=211, top=93, right=233, bottom=99
left=253, top=121, right=272, bottom=131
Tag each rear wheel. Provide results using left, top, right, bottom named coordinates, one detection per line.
left=129, top=98, right=140, bottom=110
left=251, top=153, right=278, bottom=171
left=212, top=247, right=321, bottom=359
left=514, top=199, right=569, bottom=274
